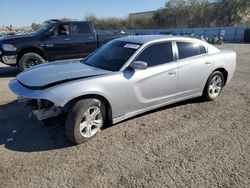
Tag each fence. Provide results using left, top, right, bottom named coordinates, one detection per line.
left=98, top=26, right=248, bottom=42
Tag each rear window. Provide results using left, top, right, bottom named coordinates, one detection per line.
left=177, top=42, right=200, bottom=59
left=199, top=45, right=207, bottom=54
left=71, top=23, right=91, bottom=35
left=177, top=42, right=207, bottom=60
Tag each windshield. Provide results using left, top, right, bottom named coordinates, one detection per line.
left=83, top=40, right=140, bottom=71
left=33, top=23, right=53, bottom=35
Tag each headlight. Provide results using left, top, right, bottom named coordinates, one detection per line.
left=41, top=99, right=54, bottom=108
left=2, top=44, right=17, bottom=52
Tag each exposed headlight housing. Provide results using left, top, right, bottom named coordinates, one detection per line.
left=2, top=44, right=17, bottom=52
left=41, top=99, right=54, bottom=108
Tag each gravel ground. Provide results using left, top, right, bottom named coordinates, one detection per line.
left=0, top=43, right=249, bottom=188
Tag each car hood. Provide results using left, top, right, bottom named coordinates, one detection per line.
left=0, top=33, right=35, bottom=42
left=17, top=60, right=111, bottom=88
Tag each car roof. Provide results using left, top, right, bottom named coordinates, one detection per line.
left=117, top=35, right=202, bottom=45
left=116, top=35, right=219, bottom=55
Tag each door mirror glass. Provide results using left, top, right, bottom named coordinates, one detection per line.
left=47, top=30, right=55, bottom=37
left=130, top=61, right=147, bottom=70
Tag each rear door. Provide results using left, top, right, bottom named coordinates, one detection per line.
left=176, top=41, right=213, bottom=98
left=69, top=22, right=97, bottom=58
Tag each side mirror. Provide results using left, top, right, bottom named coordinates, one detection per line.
left=47, top=30, right=55, bottom=37
left=130, top=61, right=147, bottom=70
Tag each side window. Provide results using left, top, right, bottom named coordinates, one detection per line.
left=51, top=24, right=70, bottom=36
left=71, top=23, right=91, bottom=35
left=199, top=45, right=207, bottom=54
left=177, top=42, right=200, bottom=59
left=58, top=24, right=70, bottom=35
left=50, top=26, right=58, bottom=35
left=136, top=42, right=173, bottom=67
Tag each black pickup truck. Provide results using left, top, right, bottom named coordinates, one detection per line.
left=0, top=20, right=128, bottom=71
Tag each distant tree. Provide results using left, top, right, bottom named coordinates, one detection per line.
left=85, top=14, right=129, bottom=30
left=243, top=16, right=250, bottom=25
left=127, top=17, right=155, bottom=29
left=185, top=0, right=215, bottom=28
left=59, top=17, right=74, bottom=22
left=153, top=10, right=166, bottom=28
left=215, top=0, right=250, bottom=26
left=84, top=14, right=98, bottom=22
left=165, top=0, right=188, bottom=27
left=6, top=25, right=13, bottom=31
left=31, top=23, right=42, bottom=31
left=202, top=0, right=217, bottom=27
left=153, top=0, right=249, bottom=28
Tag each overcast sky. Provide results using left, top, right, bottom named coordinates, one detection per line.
left=0, top=0, right=166, bottom=27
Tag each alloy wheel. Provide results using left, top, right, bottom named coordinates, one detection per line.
left=79, top=106, right=103, bottom=138
left=208, top=75, right=223, bottom=99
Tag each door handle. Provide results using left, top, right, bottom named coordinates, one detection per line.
left=168, top=71, right=176, bottom=76
left=64, top=38, right=71, bottom=41
left=88, top=37, right=94, bottom=40
left=205, top=62, right=211, bottom=65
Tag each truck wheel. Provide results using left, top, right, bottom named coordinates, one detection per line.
left=203, top=71, right=224, bottom=101
left=19, top=53, right=45, bottom=71
left=65, top=99, right=106, bottom=144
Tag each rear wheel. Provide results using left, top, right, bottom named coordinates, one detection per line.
left=203, top=71, right=224, bottom=101
left=65, top=99, right=106, bottom=144
left=18, top=53, right=45, bottom=71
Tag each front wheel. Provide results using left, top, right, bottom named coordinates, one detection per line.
left=18, top=53, right=45, bottom=71
left=65, top=99, right=106, bottom=144
left=203, top=71, right=224, bottom=101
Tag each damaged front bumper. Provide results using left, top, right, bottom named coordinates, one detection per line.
left=18, top=97, right=63, bottom=120
left=30, top=105, right=62, bottom=121
left=10, top=79, right=66, bottom=121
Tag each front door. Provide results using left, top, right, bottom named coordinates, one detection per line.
left=44, top=23, right=75, bottom=61
left=125, top=42, right=178, bottom=113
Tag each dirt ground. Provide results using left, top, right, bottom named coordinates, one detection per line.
left=0, top=43, right=249, bottom=188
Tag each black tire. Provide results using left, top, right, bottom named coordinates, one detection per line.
left=203, top=71, right=225, bottom=101
left=18, top=53, right=45, bottom=71
left=65, top=99, right=106, bottom=144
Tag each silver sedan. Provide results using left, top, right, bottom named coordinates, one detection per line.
left=9, top=35, right=236, bottom=144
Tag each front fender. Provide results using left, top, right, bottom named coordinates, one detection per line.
left=8, top=79, right=66, bottom=105
left=17, top=45, right=48, bottom=60
left=9, top=72, right=126, bottom=119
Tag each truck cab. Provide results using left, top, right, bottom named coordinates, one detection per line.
left=0, top=20, right=127, bottom=71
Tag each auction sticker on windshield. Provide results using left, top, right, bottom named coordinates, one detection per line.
left=124, top=44, right=140, bottom=49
